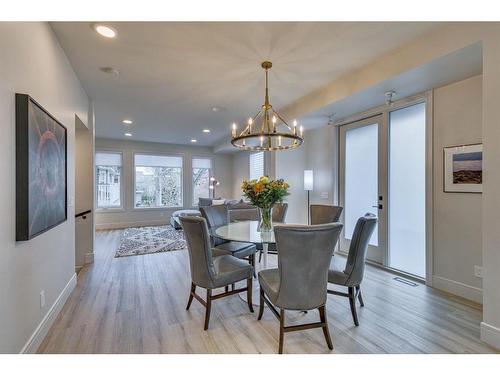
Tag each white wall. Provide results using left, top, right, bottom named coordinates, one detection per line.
left=304, top=125, right=337, bottom=206
left=432, top=75, right=483, bottom=302
left=231, top=152, right=249, bottom=200
left=95, top=138, right=233, bottom=229
left=0, top=22, right=90, bottom=353
left=275, top=146, right=308, bottom=224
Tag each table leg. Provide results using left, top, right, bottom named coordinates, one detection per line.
left=263, top=243, right=268, bottom=270
left=239, top=242, right=269, bottom=307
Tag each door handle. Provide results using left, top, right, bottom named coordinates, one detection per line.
left=371, top=204, right=383, bottom=209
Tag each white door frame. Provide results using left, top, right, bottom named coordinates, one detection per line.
left=335, top=91, right=434, bottom=285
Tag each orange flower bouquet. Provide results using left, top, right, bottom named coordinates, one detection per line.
left=241, top=176, right=289, bottom=231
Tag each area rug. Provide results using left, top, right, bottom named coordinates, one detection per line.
left=115, top=225, right=186, bottom=258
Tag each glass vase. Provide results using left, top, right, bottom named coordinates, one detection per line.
left=258, top=206, right=273, bottom=232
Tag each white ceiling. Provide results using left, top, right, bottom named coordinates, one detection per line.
left=51, top=22, right=442, bottom=146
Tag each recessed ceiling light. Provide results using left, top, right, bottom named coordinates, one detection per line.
left=211, top=106, right=226, bottom=113
left=99, top=67, right=120, bottom=76
left=92, top=24, right=117, bottom=38
left=124, top=132, right=132, bottom=137
left=190, top=139, right=197, bottom=143
left=122, top=119, right=133, bottom=125
left=202, top=129, right=210, bottom=133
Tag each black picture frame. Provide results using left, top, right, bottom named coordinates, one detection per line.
left=16, top=94, right=68, bottom=241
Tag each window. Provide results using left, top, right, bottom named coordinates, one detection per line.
left=134, top=154, right=183, bottom=208
left=192, top=158, right=211, bottom=205
left=96, top=152, right=122, bottom=208
left=249, top=152, right=264, bottom=180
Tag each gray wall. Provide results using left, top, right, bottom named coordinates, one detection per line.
left=0, top=22, right=90, bottom=353
left=95, top=138, right=233, bottom=229
left=432, top=75, right=483, bottom=300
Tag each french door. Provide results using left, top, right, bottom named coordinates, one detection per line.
left=338, top=101, right=428, bottom=279
left=339, top=115, right=387, bottom=265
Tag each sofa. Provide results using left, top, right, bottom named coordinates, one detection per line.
left=170, top=198, right=259, bottom=229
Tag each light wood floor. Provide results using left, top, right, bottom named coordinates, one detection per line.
left=38, top=229, right=498, bottom=354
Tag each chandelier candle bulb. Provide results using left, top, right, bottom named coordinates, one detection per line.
left=248, top=118, right=253, bottom=133
left=232, top=123, right=237, bottom=137
left=278, top=136, right=282, bottom=147
left=300, top=126, right=304, bottom=137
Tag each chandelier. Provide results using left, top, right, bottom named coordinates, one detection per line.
left=231, top=61, right=304, bottom=151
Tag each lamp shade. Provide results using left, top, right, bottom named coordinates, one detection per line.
left=304, top=170, right=314, bottom=191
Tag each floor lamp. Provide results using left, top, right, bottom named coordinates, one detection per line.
left=304, top=170, right=314, bottom=225
left=209, top=177, right=219, bottom=199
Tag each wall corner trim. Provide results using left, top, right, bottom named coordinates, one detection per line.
left=480, top=322, right=500, bottom=350
left=19, top=273, right=77, bottom=354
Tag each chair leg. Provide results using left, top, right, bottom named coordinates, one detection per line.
left=250, top=254, right=256, bottom=278
left=246, top=278, right=254, bottom=313
left=186, top=282, right=196, bottom=310
left=225, top=286, right=229, bottom=293
left=259, top=249, right=262, bottom=263
left=258, top=288, right=265, bottom=320
left=204, top=289, right=212, bottom=330
left=348, top=286, right=359, bottom=326
left=356, top=285, right=364, bottom=306
left=318, top=305, right=334, bottom=350
left=279, top=308, right=285, bottom=354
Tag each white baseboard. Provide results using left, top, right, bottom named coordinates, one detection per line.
left=84, top=252, right=94, bottom=264
left=20, top=273, right=77, bottom=354
left=96, top=219, right=169, bottom=230
left=432, top=275, right=483, bottom=304
left=481, top=322, right=500, bottom=350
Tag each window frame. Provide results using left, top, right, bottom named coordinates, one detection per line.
left=132, top=151, right=184, bottom=210
left=191, top=156, right=213, bottom=207
left=95, top=150, right=124, bottom=212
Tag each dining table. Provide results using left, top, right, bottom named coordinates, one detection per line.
left=211, top=220, right=275, bottom=304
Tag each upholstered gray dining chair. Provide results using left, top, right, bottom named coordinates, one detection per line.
left=200, top=205, right=257, bottom=276
left=310, top=204, right=343, bottom=225
left=327, top=213, right=377, bottom=326
left=258, top=222, right=343, bottom=354
left=180, top=216, right=254, bottom=330
left=257, top=202, right=288, bottom=262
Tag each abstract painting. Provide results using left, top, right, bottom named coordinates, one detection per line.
left=16, top=94, right=67, bottom=241
left=444, top=143, right=482, bottom=193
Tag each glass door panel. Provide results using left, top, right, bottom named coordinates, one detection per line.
left=344, top=124, right=379, bottom=245
left=388, top=103, right=426, bottom=277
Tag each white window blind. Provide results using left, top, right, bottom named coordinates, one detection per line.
left=249, top=152, right=264, bottom=180
left=192, top=158, right=211, bottom=169
left=95, top=152, right=122, bottom=166
left=135, top=154, right=182, bottom=168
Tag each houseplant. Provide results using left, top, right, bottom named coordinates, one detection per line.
left=241, top=176, right=290, bottom=232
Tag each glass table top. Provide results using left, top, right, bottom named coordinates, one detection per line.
left=212, top=220, right=275, bottom=244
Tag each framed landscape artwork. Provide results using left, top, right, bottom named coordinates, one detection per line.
left=16, top=94, right=67, bottom=241
left=443, top=143, right=482, bottom=193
